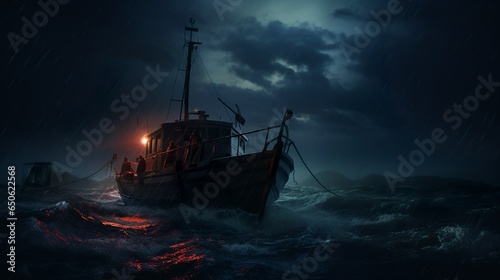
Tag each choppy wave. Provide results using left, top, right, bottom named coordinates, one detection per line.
left=2, top=179, right=499, bottom=279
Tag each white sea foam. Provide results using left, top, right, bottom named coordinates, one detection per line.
left=436, top=225, right=467, bottom=251
left=348, top=213, right=405, bottom=226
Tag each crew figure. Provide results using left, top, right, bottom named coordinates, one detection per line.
left=136, top=155, right=146, bottom=184
left=187, top=132, right=202, bottom=163
left=137, top=155, right=146, bottom=176
left=120, top=157, right=135, bottom=178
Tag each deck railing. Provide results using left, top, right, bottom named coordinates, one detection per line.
left=150, top=124, right=291, bottom=167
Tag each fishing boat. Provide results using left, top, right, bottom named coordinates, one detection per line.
left=115, top=20, right=294, bottom=218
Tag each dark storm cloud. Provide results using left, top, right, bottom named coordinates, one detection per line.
left=332, top=8, right=366, bottom=21
left=213, top=17, right=405, bottom=135
left=331, top=0, right=500, bottom=181
left=1, top=0, right=499, bottom=184
left=215, top=18, right=337, bottom=127
left=218, top=18, right=334, bottom=76
left=215, top=18, right=331, bottom=104
left=337, top=0, right=500, bottom=133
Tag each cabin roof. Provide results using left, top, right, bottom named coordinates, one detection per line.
left=161, top=119, right=233, bottom=127
left=146, top=119, right=235, bottom=136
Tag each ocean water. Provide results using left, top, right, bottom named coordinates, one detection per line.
left=2, top=180, right=500, bottom=280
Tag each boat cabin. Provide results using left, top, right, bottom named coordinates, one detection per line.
left=143, top=119, right=247, bottom=172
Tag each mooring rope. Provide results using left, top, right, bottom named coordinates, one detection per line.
left=290, top=142, right=344, bottom=198
left=51, top=160, right=113, bottom=188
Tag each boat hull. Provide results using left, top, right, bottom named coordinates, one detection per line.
left=116, top=150, right=294, bottom=214
left=116, top=168, right=181, bottom=206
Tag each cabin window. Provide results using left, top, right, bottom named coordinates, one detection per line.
left=239, top=138, right=245, bottom=152
left=156, top=135, right=162, bottom=152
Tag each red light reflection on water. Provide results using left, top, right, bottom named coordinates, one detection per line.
left=36, top=206, right=157, bottom=244
left=100, top=214, right=157, bottom=232
left=153, top=241, right=205, bottom=266
left=35, top=219, right=84, bottom=244
left=127, top=240, right=205, bottom=277
left=74, top=208, right=95, bottom=222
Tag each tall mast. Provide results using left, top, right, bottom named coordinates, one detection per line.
left=182, top=18, right=202, bottom=121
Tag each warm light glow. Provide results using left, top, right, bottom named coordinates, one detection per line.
left=141, top=136, right=148, bottom=145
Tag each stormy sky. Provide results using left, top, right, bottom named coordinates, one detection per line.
left=1, top=0, right=499, bottom=186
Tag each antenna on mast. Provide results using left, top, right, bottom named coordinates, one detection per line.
left=181, top=18, right=202, bottom=121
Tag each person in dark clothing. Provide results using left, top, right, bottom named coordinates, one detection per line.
left=187, top=132, right=202, bottom=163
left=137, top=155, right=146, bottom=175
left=136, top=155, right=146, bottom=184
left=120, top=157, right=135, bottom=178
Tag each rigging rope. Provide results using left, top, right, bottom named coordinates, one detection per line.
left=196, top=50, right=232, bottom=121
left=290, top=142, right=344, bottom=198
left=51, top=160, right=113, bottom=188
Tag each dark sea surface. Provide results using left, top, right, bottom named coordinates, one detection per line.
left=2, top=180, right=500, bottom=280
